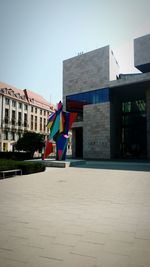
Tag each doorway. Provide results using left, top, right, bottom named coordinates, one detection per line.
left=75, top=127, right=83, bottom=158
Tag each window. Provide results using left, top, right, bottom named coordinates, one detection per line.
left=40, top=117, right=42, bottom=131
left=5, top=98, right=10, bottom=105
left=19, top=102, right=22, bottom=109
left=44, top=110, right=46, bottom=116
left=66, top=88, right=109, bottom=115
left=5, top=109, right=9, bottom=124
left=24, top=113, right=27, bottom=127
left=31, top=106, right=34, bottom=112
left=40, top=109, right=42, bottom=115
left=12, top=100, right=16, bottom=107
left=18, top=112, right=22, bottom=126
left=4, top=131, right=8, bottom=140
left=24, top=104, right=28, bottom=110
left=35, top=107, right=37, bottom=114
left=44, top=118, right=46, bottom=131
left=11, top=132, right=15, bottom=141
left=31, top=115, right=33, bottom=130
left=18, top=132, right=22, bottom=139
left=12, top=110, right=16, bottom=125
left=3, top=143, right=8, bottom=151
left=35, top=116, right=37, bottom=130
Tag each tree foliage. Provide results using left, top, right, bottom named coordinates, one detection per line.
left=15, top=132, right=45, bottom=157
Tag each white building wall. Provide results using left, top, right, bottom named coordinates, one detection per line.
left=0, top=91, right=52, bottom=152
left=109, top=49, right=120, bottom=81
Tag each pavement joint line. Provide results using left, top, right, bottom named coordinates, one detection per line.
left=51, top=242, right=75, bottom=247
left=70, top=251, right=97, bottom=259
left=63, top=232, right=84, bottom=236
left=108, top=239, right=134, bottom=244
left=9, top=235, right=28, bottom=240
left=39, top=255, right=64, bottom=262
left=39, top=234, right=56, bottom=238
left=23, top=226, right=40, bottom=230
left=79, top=240, right=105, bottom=245
left=0, top=247, right=13, bottom=251
left=103, top=250, right=130, bottom=257
left=22, top=244, right=44, bottom=250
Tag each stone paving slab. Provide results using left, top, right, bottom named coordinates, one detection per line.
left=0, top=166, right=150, bottom=266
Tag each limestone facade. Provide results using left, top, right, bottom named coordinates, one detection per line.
left=63, top=34, right=150, bottom=160
left=83, top=103, right=110, bottom=159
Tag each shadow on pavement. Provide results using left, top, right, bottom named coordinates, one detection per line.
left=75, top=160, right=150, bottom=172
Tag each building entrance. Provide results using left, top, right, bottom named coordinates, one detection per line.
left=121, top=100, right=147, bottom=158
left=75, top=127, right=83, bottom=158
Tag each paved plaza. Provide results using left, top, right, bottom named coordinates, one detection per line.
left=0, top=162, right=150, bottom=267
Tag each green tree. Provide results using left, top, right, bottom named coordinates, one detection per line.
left=15, top=132, right=45, bottom=158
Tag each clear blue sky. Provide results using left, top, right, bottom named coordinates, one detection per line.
left=0, top=0, right=150, bottom=104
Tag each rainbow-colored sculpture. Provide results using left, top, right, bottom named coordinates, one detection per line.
left=44, top=101, right=77, bottom=160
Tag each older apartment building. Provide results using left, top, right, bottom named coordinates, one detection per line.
left=0, top=82, right=54, bottom=152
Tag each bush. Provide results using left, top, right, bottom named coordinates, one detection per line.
left=0, top=160, right=17, bottom=171
left=0, top=152, right=32, bottom=160
left=17, top=161, right=46, bottom=175
left=0, top=160, right=45, bottom=175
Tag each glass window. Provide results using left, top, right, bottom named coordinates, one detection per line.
left=4, top=131, right=8, bottom=140
left=66, top=88, right=109, bottom=114
left=3, top=143, right=8, bottom=151
left=19, top=102, right=22, bottom=109
left=24, top=113, right=27, bottom=127
left=35, top=107, right=37, bottom=113
left=35, top=116, right=37, bottom=130
left=31, top=122, right=33, bottom=130
left=18, top=112, right=22, bottom=126
left=31, top=115, right=34, bottom=130
left=5, top=109, right=9, bottom=124
left=12, top=100, right=16, bottom=107
left=40, top=109, right=42, bottom=115
left=18, top=132, right=22, bottom=139
left=40, top=117, right=42, bottom=131
left=31, top=106, right=34, bottom=112
left=12, top=110, right=16, bottom=125
left=24, top=104, right=28, bottom=110
left=121, top=99, right=146, bottom=158
left=5, top=98, right=10, bottom=105
left=11, top=132, right=15, bottom=140
left=44, top=118, right=46, bottom=131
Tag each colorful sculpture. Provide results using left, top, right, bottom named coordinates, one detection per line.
left=44, top=101, right=77, bottom=160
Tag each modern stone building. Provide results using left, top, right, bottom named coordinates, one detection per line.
left=63, top=34, right=150, bottom=160
left=0, top=82, right=54, bottom=152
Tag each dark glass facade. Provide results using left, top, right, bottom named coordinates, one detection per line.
left=66, top=88, right=109, bottom=114
left=121, top=99, right=146, bottom=158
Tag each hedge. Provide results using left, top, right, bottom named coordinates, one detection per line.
left=0, top=152, right=32, bottom=160
left=0, top=160, right=45, bottom=175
